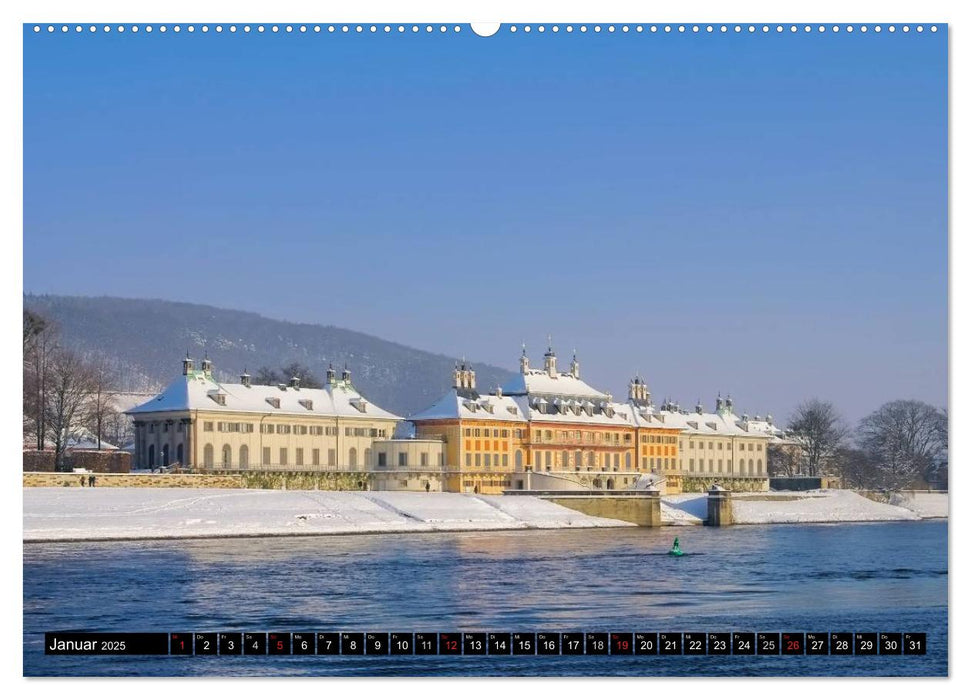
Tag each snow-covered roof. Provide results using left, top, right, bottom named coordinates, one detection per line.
left=408, top=389, right=527, bottom=423
left=66, top=428, right=119, bottom=451
left=501, top=370, right=609, bottom=400
left=514, top=396, right=638, bottom=427
left=127, top=371, right=400, bottom=421
left=108, top=392, right=159, bottom=414
left=643, top=409, right=774, bottom=438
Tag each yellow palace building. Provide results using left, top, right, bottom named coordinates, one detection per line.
left=410, top=345, right=686, bottom=494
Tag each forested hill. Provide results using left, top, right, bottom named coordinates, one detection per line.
left=24, top=294, right=515, bottom=418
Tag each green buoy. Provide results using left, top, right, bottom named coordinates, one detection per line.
left=668, top=537, right=684, bottom=557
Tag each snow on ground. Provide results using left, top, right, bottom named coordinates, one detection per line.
left=889, top=492, right=948, bottom=519
left=22, top=488, right=633, bottom=542
left=661, top=494, right=706, bottom=525
left=23, top=488, right=942, bottom=542
left=730, top=490, right=920, bottom=524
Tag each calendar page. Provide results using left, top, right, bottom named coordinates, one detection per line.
left=21, top=13, right=948, bottom=681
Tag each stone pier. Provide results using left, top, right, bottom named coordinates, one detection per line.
left=531, top=489, right=662, bottom=527
left=706, top=485, right=733, bottom=526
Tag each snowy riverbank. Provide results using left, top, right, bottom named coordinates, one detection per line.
left=22, top=488, right=946, bottom=542
left=659, top=489, right=944, bottom=526
left=22, top=488, right=633, bottom=541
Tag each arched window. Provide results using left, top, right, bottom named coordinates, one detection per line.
left=757, top=458, right=763, bottom=474
left=203, top=444, right=213, bottom=468
left=606, top=478, right=615, bottom=490
left=515, top=450, right=523, bottom=469
left=625, top=453, right=631, bottom=470
left=239, top=445, right=249, bottom=469
left=148, top=444, right=155, bottom=468
left=176, top=443, right=184, bottom=465
left=160, top=444, right=169, bottom=466
left=349, top=447, right=358, bottom=468
left=561, top=451, right=569, bottom=468
left=222, top=444, right=232, bottom=468
left=749, top=458, right=754, bottom=475
left=575, top=451, right=582, bottom=468
left=364, top=448, right=371, bottom=467
left=587, top=451, right=595, bottom=466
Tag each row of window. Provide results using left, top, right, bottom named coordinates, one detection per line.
left=464, top=428, right=513, bottom=438
left=534, top=450, right=630, bottom=470
left=464, top=453, right=511, bottom=468
left=641, top=445, right=674, bottom=457
left=533, top=430, right=632, bottom=445
left=639, top=457, right=673, bottom=470
left=376, top=452, right=445, bottom=467
left=200, top=422, right=388, bottom=438
left=684, top=440, right=764, bottom=452
left=147, top=422, right=185, bottom=433
left=465, top=440, right=510, bottom=453
left=685, top=457, right=763, bottom=474
left=642, top=434, right=677, bottom=444
left=202, top=444, right=368, bottom=468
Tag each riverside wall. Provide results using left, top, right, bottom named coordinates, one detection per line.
left=22, top=471, right=376, bottom=490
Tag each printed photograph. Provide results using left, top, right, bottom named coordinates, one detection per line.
left=22, top=19, right=947, bottom=677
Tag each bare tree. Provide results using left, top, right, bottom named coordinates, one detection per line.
left=832, top=447, right=880, bottom=490
left=279, top=362, right=322, bottom=388
left=254, top=366, right=281, bottom=386
left=767, top=442, right=800, bottom=477
left=23, top=311, right=58, bottom=449
left=102, top=407, right=134, bottom=450
left=45, top=348, right=98, bottom=468
left=787, top=399, right=848, bottom=477
left=87, top=354, right=115, bottom=449
left=254, top=363, right=323, bottom=388
left=23, top=309, right=47, bottom=354
left=857, top=400, right=948, bottom=491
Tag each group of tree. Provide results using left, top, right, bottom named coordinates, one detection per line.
left=23, top=309, right=122, bottom=467
left=779, top=397, right=948, bottom=491
left=253, top=362, right=323, bottom=388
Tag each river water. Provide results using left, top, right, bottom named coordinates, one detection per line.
left=23, top=520, right=947, bottom=676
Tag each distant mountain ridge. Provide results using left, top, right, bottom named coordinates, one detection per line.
left=24, top=294, right=515, bottom=418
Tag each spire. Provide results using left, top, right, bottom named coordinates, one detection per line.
left=240, top=368, right=251, bottom=388
left=200, top=353, right=213, bottom=375
left=326, top=363, right=336, bottom=384
left=520, top=343, right=530, bottom=374
left=570, top=349, right=580, bottom=379
left=182, top=352, right=194, bottom=376
left=341, top=363, right=351, bottom=383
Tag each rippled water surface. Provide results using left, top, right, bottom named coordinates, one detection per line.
left=24, top=520, right=947, bottom=676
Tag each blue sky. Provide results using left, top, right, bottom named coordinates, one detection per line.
left=23, top=25, right=947, bottom=423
